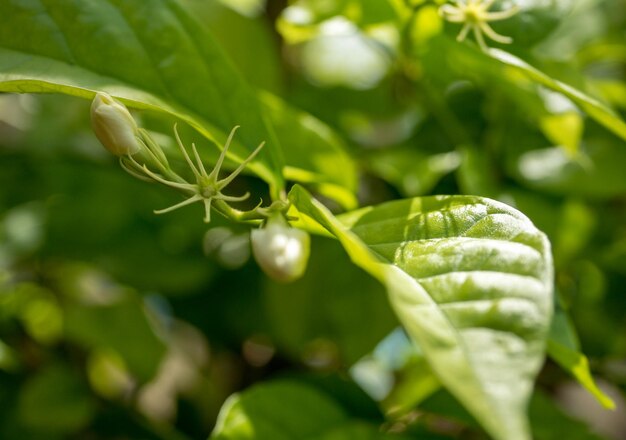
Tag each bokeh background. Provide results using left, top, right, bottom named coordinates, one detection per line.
left=1, top=0, right=626, bottom=439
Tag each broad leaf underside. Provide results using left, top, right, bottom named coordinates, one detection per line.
left=0, top=0, right=357, bottom=206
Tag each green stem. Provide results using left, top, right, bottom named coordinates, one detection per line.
left=212, top=199, right=290, bottom=225
left=212, top=199, right=266, bottom=224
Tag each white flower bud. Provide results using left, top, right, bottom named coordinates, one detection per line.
left=90, top=92, right=141, bottom=156
left=251, top=216, right=310, bottom=283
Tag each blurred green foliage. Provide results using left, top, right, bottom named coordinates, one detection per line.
left=1, top=0, right=626, bottom=439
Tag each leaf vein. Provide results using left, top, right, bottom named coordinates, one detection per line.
left=367, top=236, right=543, bottom=261
left=37, top=0, right=78, bottom=64
left=102, top=0, right=173, bottom=99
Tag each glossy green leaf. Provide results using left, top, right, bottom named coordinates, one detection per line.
left=210, top=380, right=410, bottom=440
left=548, top=307, right=615, bottom=409
left=0, top=0, right=285, bottom=192
left=289, top=185, right=554, bottom=440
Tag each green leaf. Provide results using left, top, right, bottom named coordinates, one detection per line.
left=195, top=2, right=359, bottom=205
left=365, top=147, right=461, bottom=197
left=210, top=380, right=343, bottom=439
left=0, top=0, right=284, bottom=193
left=488, top=49, right=626, bottom=142
left=193, top=0, right=283, bottom=93
left=420, top=38, right=626, bottom=146
left=548, top=307, right=615, bottom=409
left=289, top=185, right=554, bottom=440
left=0, top=0, right=360, bottom=206
left=210, top=380, right=410, bottom=440
left=261, top=92, right=358, bottom=210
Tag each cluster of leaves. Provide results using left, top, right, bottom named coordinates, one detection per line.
left=1, top=0, right=625, bottom=439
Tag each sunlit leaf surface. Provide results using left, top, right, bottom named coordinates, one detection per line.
left=290, top=185, right=553, bottom=440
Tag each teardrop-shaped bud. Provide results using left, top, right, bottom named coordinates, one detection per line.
left=251, top=216, right=310, bottom=283
left=90, top=92, right=141, bottom=156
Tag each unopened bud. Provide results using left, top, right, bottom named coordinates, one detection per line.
left=91, top=92, right=141, bottom=156
left=251, top=216, right=310, bottom=283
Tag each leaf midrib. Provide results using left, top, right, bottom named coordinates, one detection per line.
left=358, top=213, right=539, bottom=439
left=366, top=243, right=542, bottom=306
left=347, top=232, right=509, bottom=438
left=292, top=186, right=544, bottom=439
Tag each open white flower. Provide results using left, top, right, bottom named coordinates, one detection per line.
left=439, top=0, right=519, bottom=51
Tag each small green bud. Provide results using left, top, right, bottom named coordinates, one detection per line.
left=251, top=215, right=310, bottom=283
left=90, top=92, right=141, bottom=156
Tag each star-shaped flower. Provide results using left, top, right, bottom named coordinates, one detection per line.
left=126, top=125, right=264, bottom=223
left=439, top=0, right=520, bottom=51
